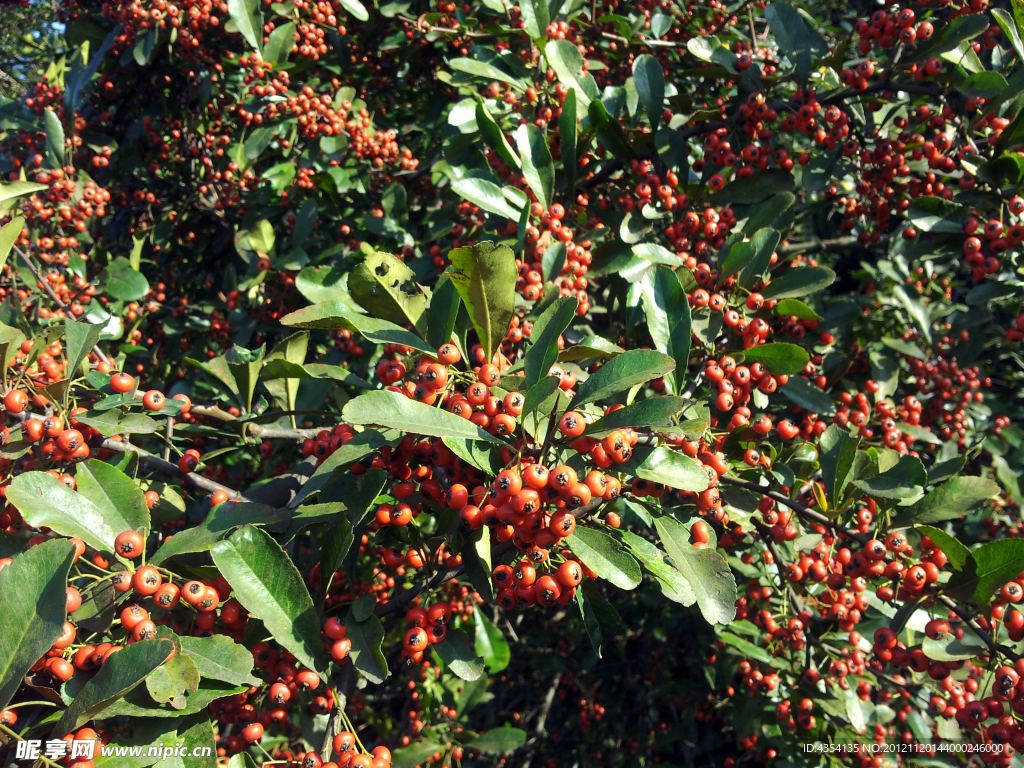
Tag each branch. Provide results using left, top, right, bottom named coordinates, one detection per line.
left=719, top=474, right=871, bottom=545
left=777, top=236, right=861, bottom=256
left=100, top=437, right=248, bottom=499
left=14, top=245, right=111, bottom=366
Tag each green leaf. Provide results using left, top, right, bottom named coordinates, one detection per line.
left=344, top=390, right=503, bottom=443
left=0, top=539, right=76, bottom=710
left=588, top=98, right=636, bottom=162
left=65, top=318, right=102, bottom=378
left=97, top=681, right=245, bottom=719
left=515, top=124, right=554, bottom=211
left=558, top=335, right=624, bottom=362
left=921, top=634, right=987, bottom=662
left=545, top=39, right=592, bottom=106
left=619, top=530, right=695, bottom=605
left=852, top=456, right=927, bottom=500
left=916, top=526, right=969, bottom=571
left=294, top=266, right=360, bottom=307
left=464, top=726, right=527, bottom=754
left=263, top=21, right=295, bottom=65
left=0, top=181, right=48, bottom=203
left=957, top=71, right=1008, bottom=99
left=566, top=525, right=642, bottom=590
left=474, top=610, right=510, bottom=673
left=992, top=8, right=1024, bottom=61
left=907, top=196, right=969, bottom=233
left=992, top=454, right=1021, bottom=504
left=654, top=516, right=737, bottom=625
left=476, top=102, right=520, bottom=170
left=448, top=58, right=523, bottom=87
left=892, top=476, right=1000, bottom=526
left=8, top=471, right=119, bottom=553
left=77, top=458, right=151, bottom=534
left=707, top=170, right=794, bottom=205
left=0, top=216, right=24, bottom=275
left=445, top=241, right=517, bottom=364
left=227, top=0, right=263, bottom=52
left=947, top=538, right=1024, bottom=605
left=763, top=2, right=828, bottom=81
left=426, top=274, right=461, bottom=351
left=280, top=302, right=436, bottom=356
left=519, top=0, right=548, bottom=37
left=103, top=257, right=150, bottom=302
left=462, top=526, right=494, bottom=604
left=179, top=635, right=261, bottom=687
left=632, top=54, right=665, bottom=132
left=640, top=266, right=691, bottom=395
left=450, top=177, right=523, bottom=220
left=525, top=296, right=577, bottom=388
left=347, top=611, right=389, bottom=683
left=319, top=518, right=354, bottom=601
left=211, top=526, right=329, bottom=678
left=738, top=229, right=781, bottom=289
left=349, top=252, right=428, bottom=334
left=55, top=636, right=176, bottom=734
left=434, top=628, right=485, bottom=681
left=742, top=193, right=794, bottom=235
left=225, top=345, right=265, bottom=413
left=762, top=266, right=836, bottom=300
left=622, top=444, right=709, bottom=492
left=718, top=631, right=774, bottom=666
left=586, top=396, right=684, bottom=437
left=290, top=438, right=395, bottom=509
left=522, top=375, right=561, bottom=419
left=569, top=349, right=675, bottom=408
left=45, top=108, right=66, bottom=168
left=560, top=89, right=577, bottom=193
left=742, top=343, right=809, bottom=376
left=339, top=0, right=368, bottom=20
left=262, top=332, right=309, bottom=415
left=391, top=741, right=444, bottom=768
left=780, top=375, right=835, bottom=415
left=150, top=502, right=278, bottom=565
left=818, top=425, right=857, bottom=507
left=146, top=653, right=200, bottom=709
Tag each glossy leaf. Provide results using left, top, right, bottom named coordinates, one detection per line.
left=8, top=471, right=118, bottom=553
left=211, top=526, right=329, bottom=678
left=818, top=424, right=857, bottom=507
left=227, top=0, right=263, bottom=52
left=344, top=389, right=502, bottom=443
left=347, top=611, right=389, bottom=684
left=761, top=266, right=836, bottom=300
left=852, top=456, right=927, bottom=500
left=654, top=516, right=737, bottom=626
left=585, top=396, right=684, bottom=437
left=632, top=54, right=665, bottom=132
left=947, top=538, right=1024, bottom=605
left=545, top=39, right=592, bottom=106
left=450, top=177, right=523, bottom=220
left=515, top=124, right=554, bottom=211
left=915, top=526, right=969, bottom=571
left=280, top=301, right=436, bottom=356
left=179, top=635, right=261, bottom=687
left=434, top=628, right=485, bottom=681
left=569, top=349, right=675, bottom=408
left=0, top=539, right=76, bottom=710
left=566, top=525, right=642, bottom=590
left=640, top=266, right=691, bottom=395
left=76, top=458, right=150, bottom=535
left=474, top=610, right=510, bottom=673
left=525, top=296, right=577, bottom=388
left=742, top=343, right=809, bottom=376
left=349, top=252, right=428, bottom=334
left=892, top=476, right=1000, bottom=526
left=445, top=241, right=517, bottom=364
left=55, top=636, right=176, bottom=734
left=464, top=726, right=527, bottom=754
left=560, top=89, right=578, bottom=192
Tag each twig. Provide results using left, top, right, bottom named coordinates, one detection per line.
left=14, top=245, right=110, bottom=366
left=100, top=437, right=247, bottom=500
left=719, top=474, right=871, bottom=545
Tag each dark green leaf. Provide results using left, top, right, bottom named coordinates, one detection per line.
left=892, top=476, right=1000, bottom=526
left=55, top=636, right=176, bottom=734
left=211, top=526, right=329, bottom=677
left=632, top=54, right=665, bottom=132
left=908, top=196, right=969, bottom=233
left=560, top=89, right=578, bottom=193
left=818, top=424, right=857, bottom=507
left=707, top=170, right=794, bottom=205
left=434, top=628, right=485, bottom=680
left=65, top=318, right=102, bottom=377
left=349, top=252, right=428, bottom=334
left=947, top=538, right=1024, bottom=605
left=569, top=349, right=675, bottom=407
left=474, top=610, right=510, bottom=673
left=281, top=302, right=436, bottom=356
left=464, top=726, right=527, bottom=754
left=179, top=635, right=261, bottom=687
left=446, top=241, right=517, bottom=364
left=762, top=266, right=836, bottom=300
left=150, top=503, right=277, bottom=565
left=741, top=343, right=809, bottom=376
left=640, top=267, right=691, bottom=395
left=545, top=40, right=593, bottom=106
left=654, top=516, right=736, bottom=625
left=346, top=611, right=389, bottom=684
left=8, top=471, right=119, bottom=553
left=915, top=525, right=969, bottom=571
left=566, top=525, right=642, bottom=590
left=779, top=375, right=835, bottom=415
left=525, top=296, right=577, bottom=388
left=586, top=396, right=684, bottom=437
left=0, top=539, right=76, bottom=710
left=515, top=124, right=554, bottom=210
left=103, top=257, right=150, bottom=302
left=852, top=456, right=927, bottom=500
left=344, top=390, right=503, bottom=443
left=76, top=458, right=150, bottom=535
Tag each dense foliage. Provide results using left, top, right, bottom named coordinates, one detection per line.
left=1, top=0, right=1024, bottom=765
